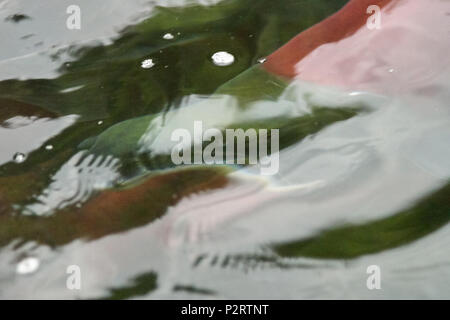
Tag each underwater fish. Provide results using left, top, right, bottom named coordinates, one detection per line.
left=1, top=0, right=449, bottom=251
left=0, top=0, right=353, bottom=246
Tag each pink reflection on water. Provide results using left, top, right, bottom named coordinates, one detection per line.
left=294, top=0, right=450, bottom=96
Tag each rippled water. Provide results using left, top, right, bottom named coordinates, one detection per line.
left=0, top=0, right=449, bottom=299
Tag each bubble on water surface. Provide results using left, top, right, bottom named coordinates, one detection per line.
left=257, top=57, right=266, bottom=64
left=211, top=51, right=234, bottom=66
left=163, top=33, right=174, bottom=40
left=16, top=257, right=40, bottom=275
left=13, top=152, right=26, bottom=163
left=141, top=59, right=155, bottom=69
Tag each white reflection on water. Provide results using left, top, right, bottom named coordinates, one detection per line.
left=0, top=0, right=224, bottom=81
left=0, top=115, right=77, bottom=166
left=23, top=152, right=121, bottom=216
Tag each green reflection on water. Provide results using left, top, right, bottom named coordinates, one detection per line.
left=273, top=182, right=450, bottom=259
left=101, top=272, right=158, bottom=300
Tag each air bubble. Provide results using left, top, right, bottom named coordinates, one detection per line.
left=13, top=152, right=26, bottom=163
left=163, top=33, right=174, bottom=40
left=141, top=59, right=155, bottom=69
left=211, top=51, right=235, bottom=67
left=257, top=57, right=267, bottom=64
left=16, top=257, right=40, bottom=275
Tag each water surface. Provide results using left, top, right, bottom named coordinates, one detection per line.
left=0, top=0, right=449, bottom=299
